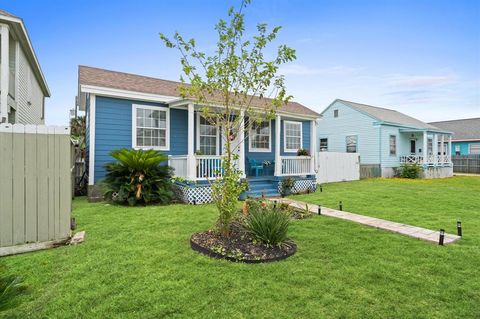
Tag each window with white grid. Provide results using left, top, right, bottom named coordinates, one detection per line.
left=133, top=105, right=169, bottom=150
left=249, top=120, right=271, bottom=152
left=284, top=121, right=302, bottom=152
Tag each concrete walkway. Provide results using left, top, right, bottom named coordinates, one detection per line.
left=272, top=198, right=461, bottom=245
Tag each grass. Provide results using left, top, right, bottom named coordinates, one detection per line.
left=2, top=176, right=480, bottom=318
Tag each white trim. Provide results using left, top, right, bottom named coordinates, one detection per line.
left=81, top=85, right=180, bottom=104
left=132, top=104, right=170, bottom=151
left=0, top=24, right=9, bottom=122
left=248, top=119, right=272, bottom=152
left=274, top=114, right=281, bottom=176
left=283, top=120, right=303, bottom=153
left=187, top=103, right=196, bottom=180
left=196, top=113, right=220, bottom=156
left=88, top=94, right=96, bottom=185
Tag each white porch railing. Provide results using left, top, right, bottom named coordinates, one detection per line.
left=196, top=156, right=224, bottom=179
left=400, top=155, right=451, bottom=166
left=400, top=155, right=424, bottom=164
left=168, top=155, right=188, bottom=178
left=280, top=156, right=312, bottom=176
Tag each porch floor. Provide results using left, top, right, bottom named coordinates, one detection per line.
left=271, top=198, right=461, bottom=245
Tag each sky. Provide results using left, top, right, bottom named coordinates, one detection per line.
left=2, top=0, right=479, bottom=125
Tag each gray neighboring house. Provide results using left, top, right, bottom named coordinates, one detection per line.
left=429, top=118, right=480, bottom=155
left=0, top=10, right=50, bottom=124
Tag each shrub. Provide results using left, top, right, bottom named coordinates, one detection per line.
left=243, top=201, right=290, bottom=246
left=0, top=264, right=27, bottom=312
left=103, top=148, right=174, bottom=206
left=398, top=163, right=422, bottom=179
left=297, top=148, right=309, bottom=156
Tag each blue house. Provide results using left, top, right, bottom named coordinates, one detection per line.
left=429, top=118, right=480, bottom=155
left=78, top=66, right=320, bottom=202
left=317, top=99, right=453, bottom=178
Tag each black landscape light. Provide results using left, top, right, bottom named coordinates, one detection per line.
left=339, top=201, right=343, bottom=211
left=318, top=205, right=321, bottom=215
left=70, top=217, right=77, bottom=231
left=320, top=185, right=323, bottom=192
left=274, top=200, right=277, bottom=209
left=457, top=221, right=462, bottom=237
left=193, top=199, right=197, bottom=205
left=439, top=229, right=445, bottom=246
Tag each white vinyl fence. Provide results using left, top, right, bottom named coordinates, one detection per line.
left=316, top=152, right=360, bottom=184
left=0, top=124, right=72, bottom=255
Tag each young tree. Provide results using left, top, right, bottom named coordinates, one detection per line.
left=160, top=0, right=296, bottom=236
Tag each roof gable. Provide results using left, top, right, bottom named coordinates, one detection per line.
left=78, top=66, right=320, bottom=118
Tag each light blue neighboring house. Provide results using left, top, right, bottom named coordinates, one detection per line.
left=78, top=66, right=320, bottom=202
left=317, top=99, right=453, bottom=178
left=428, top=118, right=480, bottom=156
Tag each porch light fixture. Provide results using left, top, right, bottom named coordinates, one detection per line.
left=339, top=201, right=343, bottom=211
left=439, top=229, right=445, bottom=246
left=457, top=221, right=462, bottom=237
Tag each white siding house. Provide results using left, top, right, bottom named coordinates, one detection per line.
left=318, top=99, right=454, bottom=178
left=0, top=10, right=50, bottom=124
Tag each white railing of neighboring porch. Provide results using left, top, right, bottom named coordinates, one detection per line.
left=280, top=156, right=312, bottom=176
left=400, top=155, right=424, bottom=164
left=400, top=155, right=451, bottom=166
left=168, top=155, right=188, bottom=178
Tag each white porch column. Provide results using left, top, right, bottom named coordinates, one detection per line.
left=310, top=119, right=316, bottom=174
left=423, top=131, right=428, bottom=165
left=448, top=135, right=452, bottom=163
left=0, top=24, right=9, bottom=123
left=187, top=103, right=196, bottom=180
left=238, top=110, right=246, bottom=178
left=433, top=134, right=438, bottom=166
left=274, top=114, right=281, bottom=176
left=440, top=134, right=445, bottom=164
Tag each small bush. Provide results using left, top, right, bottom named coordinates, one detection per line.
left=242, top=201, right=290, bottom=246
left=398, top=163, right=422, bottom=179
left=103, top=148, right=174, bottom=206
left=297, top=148, right=309, bottom=156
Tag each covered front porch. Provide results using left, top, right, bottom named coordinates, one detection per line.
left=167, top=102, right=317, bottom=181
left=398, top=129, right=452, bottom=167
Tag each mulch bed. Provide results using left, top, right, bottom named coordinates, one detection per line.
left=190, top=224, right=296, bottom=263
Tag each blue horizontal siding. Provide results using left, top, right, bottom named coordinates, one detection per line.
left=93, top=96, right=188, bottom=183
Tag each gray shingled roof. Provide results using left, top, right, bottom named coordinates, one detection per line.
left=79, top=66, right=320, bottom=117
left=337, top=99, right=442, bottom=130
left=0, top=10, right=18, bottom=18
left=429, top=118, right=480, bottom=141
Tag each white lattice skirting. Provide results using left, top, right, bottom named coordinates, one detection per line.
left=174, top=183, right=214, bottom=204
left=278, top=178, right=317, bottom=194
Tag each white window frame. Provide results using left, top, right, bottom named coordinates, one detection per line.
left=283, top=120, right=303, bottom=153
left=249, top=120, right=271, bottom=152
left=469, top=143, right=480, bottom=155
left=196, top=113, right=220, bottom=156
left=389, top=135, right=396, bottom=156
left=319, top=138, right=328, bottom=152
left=346, top=135, right=358, bottom=153
left=132, top=104, right=170, bottom=151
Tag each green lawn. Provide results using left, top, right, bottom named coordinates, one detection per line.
left=2, top=176, right=480, bottom=318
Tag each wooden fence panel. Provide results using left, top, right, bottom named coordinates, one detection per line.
left=0, top=124, right=72, bottom=252
left=452, top=155, right=480, bottom=174
left=0, top=125, right=13, bottom=247
left=12, top=124, right=25, bottom=244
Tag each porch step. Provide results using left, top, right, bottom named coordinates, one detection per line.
left=246, top=178, right=279, bottom=198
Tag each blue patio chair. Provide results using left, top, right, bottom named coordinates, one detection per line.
left=248, top=158, right=264, bottom=177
